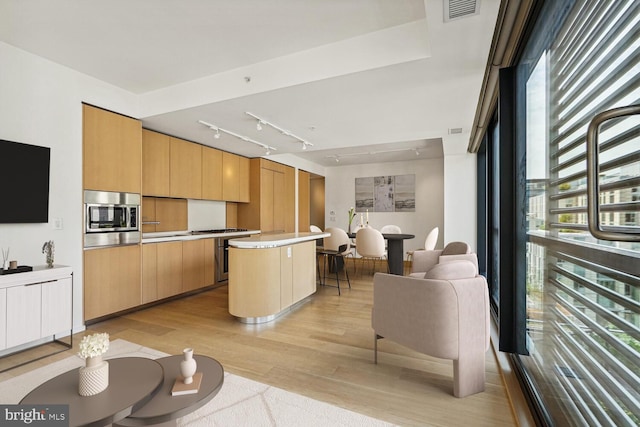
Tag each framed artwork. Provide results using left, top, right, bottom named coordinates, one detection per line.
left=355, top=174, right=415, bottom=212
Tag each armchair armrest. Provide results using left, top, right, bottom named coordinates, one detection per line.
left=410, top=249, right=442, bottom=274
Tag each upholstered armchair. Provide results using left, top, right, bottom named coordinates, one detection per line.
left=371, top=250, right=490, bottom=398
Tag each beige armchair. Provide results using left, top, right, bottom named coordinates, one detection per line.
left=371, top=250, right=490, bottom=398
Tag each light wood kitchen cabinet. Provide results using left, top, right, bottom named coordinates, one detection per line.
left=202, top=146, right=223, bottom=200
left=83, top=104, right=142, bottom=193
left=222, top=152, right=240, bottom=202
left=183, top=238, right=215, bottom=291
left=157, top=241, right=183, bottom=299
left=238, top=156, right=250, bottom=202
left=142, top=243, right=158, bottom=303
left=298, top=170, right=310, bottom=233
left=141, top=197, right=187, bottom=233
left=84, top=245, right=141, bottom=321
left=237, top=158, right=294, bottom=232
left=170, top=137, right=202, bottom=199
left=142, top=129, right=170, bottom=197
left=226, top=203, right=238, bottom=228
left=141, top=196, right=158, bottom=233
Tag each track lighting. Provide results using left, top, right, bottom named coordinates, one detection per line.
left=325, top=147, right=424, bottom=163
left=245, top=112, right=314, bottom=150
left=198, top=120, right=276, bottom=154
left=414, top=149, right=420, bottom=156
left=265, top=148, right=271, bottom=155
left=335, top=157, right=340, bottom=163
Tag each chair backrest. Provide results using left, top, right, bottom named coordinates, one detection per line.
left=310, top=225, right=322, bottom=232
left=424, top=226, right=439, bottom=250
left=356, top=227, right=386, bottom=258
left=324, top=227, right=351, bottom=253
left=441, top=241, right=471, bottom=255
left=380, top=224, right=401, bottom=234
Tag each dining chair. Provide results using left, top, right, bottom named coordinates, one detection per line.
left=310, top=225, right=322, bottom=232
left=355, top=227, right=387, bottom=275
left=319, top=227, right=352, bottom=294
left=406, top=226, right=439, bottom=274
left=380, top=224, right=402, bottom=234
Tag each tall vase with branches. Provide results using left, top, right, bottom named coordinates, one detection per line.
left=348, top=207, right=356, bottom=234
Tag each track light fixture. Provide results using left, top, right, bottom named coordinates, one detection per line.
left=325, top=147, right=424, bottom=163
left=198, top=120, right=276, bottom=153
left=245, top=112, right=314, bottom=150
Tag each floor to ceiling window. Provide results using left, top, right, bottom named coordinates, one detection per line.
left=484, top=1, right=640, bottom=425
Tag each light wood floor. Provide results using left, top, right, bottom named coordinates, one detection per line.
left=2, top=264, right=518, bottom=426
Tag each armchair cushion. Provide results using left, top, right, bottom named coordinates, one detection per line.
left=439, top=254, right=479, bottom=275
left=425, top=260, right=476, bottom=280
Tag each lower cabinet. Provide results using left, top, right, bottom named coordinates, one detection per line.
left=142, top=239, right=214, bottom=304
left=84, top=245, right=141, bottom=321
left=0, top=266, right=73, bottom=352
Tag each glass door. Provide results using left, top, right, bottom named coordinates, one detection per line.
left=519, top=1, right=640, bottom=425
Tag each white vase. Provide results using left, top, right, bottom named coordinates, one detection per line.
left=180, top=348, right=197, bottom=385
left=79, top=355, right=109, bottom=396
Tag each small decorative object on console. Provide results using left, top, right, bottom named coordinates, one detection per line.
left=78, top=332, right=110, bottom=396
left=172, top=347, right=202, bottom=396
left=42, top=240, right=54, bottom=268
left=347, top=207, right=355, bottom=234
left=2, top=247, right=8, bottom=270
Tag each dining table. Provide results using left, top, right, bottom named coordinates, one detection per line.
left=348, top=232, right=415, bottom=275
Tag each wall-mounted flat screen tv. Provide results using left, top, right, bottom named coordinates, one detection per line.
left=0, top=139, right=50, bottom=223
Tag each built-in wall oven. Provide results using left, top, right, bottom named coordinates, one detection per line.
left=84, top=190, right=140, bottom=248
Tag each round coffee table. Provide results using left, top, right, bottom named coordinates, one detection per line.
left=20, top=357, right=164, bottom=427
left=114, top=355, right=224, bottom=426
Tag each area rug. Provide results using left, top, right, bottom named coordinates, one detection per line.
left=0, top=339, right=394, bottom=427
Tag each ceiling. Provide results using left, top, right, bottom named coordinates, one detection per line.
left=0, top=0, right=499, bottom=167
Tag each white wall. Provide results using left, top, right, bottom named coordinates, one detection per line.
left=324, top=158, right=444, bottom=254
left=0, top=42, right=139, bottom=332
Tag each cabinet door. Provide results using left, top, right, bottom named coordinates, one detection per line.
left=42, top=277, right=72, bottom=337
left=283, top=166, right=295, bottom=232
left=142, top=129, right=170, bottom=196
left=155, top=198, right=188, bottom=232
left=280, top=246, right=293, bottom=309
left=202, top=146, right=223, bottom=200
left=142, top=243, right=158, bottom=303
left=83, top=104, right=142, bottom=193
left=157, top=241, right=183, bottom=299
left=170, top=137, right=202, bottom=199
left=298, top=170, right=310, bottom=233
left=238, top=156, right=250, bottom=202
left=6, top=284, right=41, bottom=348
left=273, top=170, right=285, bottom=233
left=292, top=241, right=316, bottom=302
left=260, top=168, right=275, bottom=232
left=0, top=288, right=6, bottom=350
left=84, top=245, right=141, bottom=321
left=183, top=239, right=205, bottom=292
left=204, top=238, right=215, bottom=287
left=141, top=196, right=157, bottom=233
left=222, top=152, right=240, bottom=202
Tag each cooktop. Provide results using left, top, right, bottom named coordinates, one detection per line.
left=191, top=228, right=249, bottom=234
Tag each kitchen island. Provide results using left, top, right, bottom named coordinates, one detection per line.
left=228, top=232, right=329, bottom=323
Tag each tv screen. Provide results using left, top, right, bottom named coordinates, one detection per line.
left=0, top=139, right=50, bottom=223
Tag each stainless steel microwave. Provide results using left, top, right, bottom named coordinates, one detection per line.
left=84, top=190, right=140, bottom=248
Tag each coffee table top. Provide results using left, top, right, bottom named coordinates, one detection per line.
left=115, top=354, right=224, bottom=426
left=20, top=357, right=164, bottom=427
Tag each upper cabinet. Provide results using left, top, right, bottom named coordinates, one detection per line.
left=170, top=137, right=202, bottom=199
left=237, top=158, right=294, bottom=233
left=221, top=152, right=250, bottom=203
left=142, top=129, right=170, bottom=196
left=83, top=104, right=142, bottom=193
left=202, top=146, right=223, bottom=200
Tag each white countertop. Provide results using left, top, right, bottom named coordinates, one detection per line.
left=229, top=232, right=329, bottom=248
left=0, top=265, right=73, bottom=289
left=142, top=229, right=261, bottom=243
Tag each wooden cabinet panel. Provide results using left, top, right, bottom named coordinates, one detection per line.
left=226, top=203, right=238, bottom=228
left=260, top=168, right=275, bottom=232
left=0, top=289, right=5, bottom=350
left=170, top=137, right=202, bottom=199
left=142, top=129, right=170, bottom=196
left=6, top=284, right=41, bottom=348
left=142, top=243, right=158, bottom=304
left=84, top=245, right=141, bottom=321
left=280, top=246, right=293, bottom=309
left=284, top=166, right=295, bottom=232
left=157, top=241, right=183, bottom=299
left=155, top=198, right=188, bottom=232
left=141, top=196, right=157, bottom=233
left=228, top=247, right=281, bottom=318
left=204, top=238, right=215, bottom=286
left=298, top=170, right=310, bottom=233
left=202, top=146, right=223, bottom=200
left=83, top=104, right=142, bottom=193
left=238, top=156, right=250, bottom=202
left=183, top=239, right=205, bottom=292
left=222, top=152, right=240, bottom=202
left=292, top=241, right=315, bottom=302
left=273, top=170, right=285, bottom=233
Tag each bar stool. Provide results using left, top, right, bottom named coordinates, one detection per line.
left=317, top=243, right=351, bottom=295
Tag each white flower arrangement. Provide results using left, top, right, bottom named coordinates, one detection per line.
left=78, top=332, right=110, bottom=359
